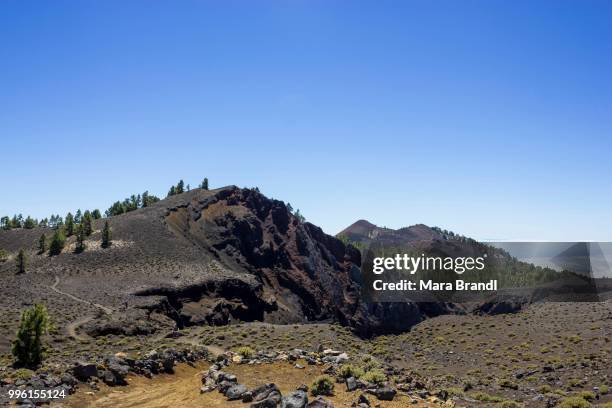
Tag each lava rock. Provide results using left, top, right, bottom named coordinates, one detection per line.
left=307, top=397, right=334, bottom=407
left=346, top=377, right=357, bottom=392
left=252, top=383, right=282, bottom=403
left=251, top=397, right=280, bottom=408
left=281, top=390, right=308, bottom=408
left=368, top=386, right=396, bottom=401
left=72, top=362, right=99, bottom=382
left=226, top=384, right=248, bottom=400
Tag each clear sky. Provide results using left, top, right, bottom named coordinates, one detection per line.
left=1, top=1, right=611, bottom=241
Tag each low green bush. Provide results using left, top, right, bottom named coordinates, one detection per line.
left=310, top=375, right=334, bottom=396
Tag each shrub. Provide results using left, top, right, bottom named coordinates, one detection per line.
left=0, top=248, right=8, bottom=262
left=310, top=375, right=334, bottom=396
left=539, top=385, right=553, bottom=393
left=13, top=368, right=34, bottom=381
left=445, top=387, right=465, bottom=397
left=338, top=364, right=364, bottom=379
left=12, top=304, right=49, bottom=367
left=236, top=346, right=254, bottom=359
left=359, top=355, right=381, bottom=372
left=600, top=384, right=609, bottom=394
left=498, top=378, right=519, bottom=390
left=557, top=397, right=592, bottom=408
left=471, top=392, right=504, bottom=403
left=362, top=369, right=386, bottom=385
left=579, top=391, right=595, bottom=401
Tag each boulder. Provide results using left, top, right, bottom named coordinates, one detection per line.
left=72, top=362, right=98, bottom=382
left=242, top=391, right=254, bottom=402
left=225, top=384, right=248, bottom=400
left=281, top=390, right=308, bottom=408
left=357, top=393, right=370, bottom=406
left=346, top=377, right=357, bottom=392
left=252, top=383, right=282, bottom=403
left=307, top=397, right=334, bottom=407
left=251, top=398, right=279, bottom=408
left=105, top=357, right=130, bottom=385
left=367, top=386, right=396, bottom=401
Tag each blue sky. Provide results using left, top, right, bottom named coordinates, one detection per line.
left=1, top=1, right=611, bottom=241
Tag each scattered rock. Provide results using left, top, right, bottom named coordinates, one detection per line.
left=281, top=390, right=308, bottom=408
left=367, top=386, right=396, bottom=401
left=251, top=397, right=280, bottom=408
left=346, top=377, right=358, bottom=392
left=307, top=396, right=334, bottom=407
left=225, top=384, right=248, bottom=400
left=357, top=393, right=370, bottom=406
left=72, top=362, right=98, bottom=382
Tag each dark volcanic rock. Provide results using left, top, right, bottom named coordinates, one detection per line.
left=251, top=397, right=280, bottom=408
left=367, top=386, right=396, bottom=401
left=225, top=384, right=248, bottom=400
left=281, top=390, right=308, bottom=408
left=251, top=383, right=282, bottom=403
left=72, top=362, right=98, bottom=382
left=307, top=396, right=334, bottom=407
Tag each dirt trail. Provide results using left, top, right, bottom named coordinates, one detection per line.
left=49, top=276, right=113, bottom=340
left=64, top=361, right=433, bottom=408
left=50, top=276, right=114, bottom=314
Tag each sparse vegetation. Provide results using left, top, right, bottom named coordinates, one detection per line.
left=557, top=396, right=592, bottom=408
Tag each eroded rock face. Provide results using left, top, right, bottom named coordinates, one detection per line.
left=134, top=187, right=367, bottom=331
left=126, top=187, right=456, bottom=335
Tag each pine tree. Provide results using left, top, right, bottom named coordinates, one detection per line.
left=1, top=216, right=10, bottom=230
left=200, top=178, right=209, bottom=190
left=12, top=304, right=48, bottom=367
left=286, top=203, right=294, bottom=213
left=101, top=221, right=112, bottom=248
left=65, top=212, right=74, bottom=236
left=82, top=211, right=93, bottom=236
left=75, top=224, right=85, bottom=253
left=38, top=234, right=47, bottom=254
left=294, top=209, right=305, bottom=223
left=74, top=209, right=82, bottom=224
left=92, top=209, right=102, bottom=220
left=49, top=229, right=66, bottom=256
left=24, top=216, right=37, bottom=229
left=176, top=179, right=185, bottom=194
left=168, top=185, right=176, bottom=197
left=16, top=249, right=26, bottom=274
